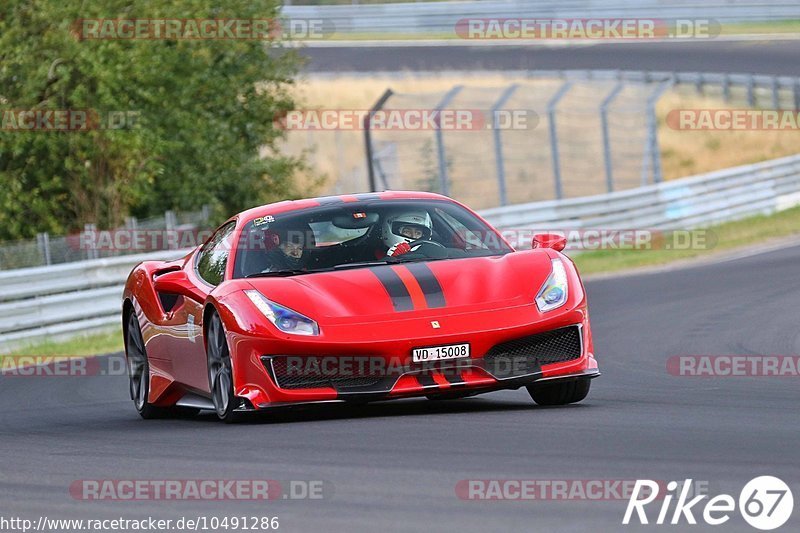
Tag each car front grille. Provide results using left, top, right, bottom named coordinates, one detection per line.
left=264, top=326, right=582, bottom=389
left=265, top=355, right=386, bottom=390
left=483, top=326, right=582, bottom=376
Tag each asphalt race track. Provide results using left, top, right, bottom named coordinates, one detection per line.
left=2, top=243, right=799, bottom=532
left=301, top=40, right=800, bottom=76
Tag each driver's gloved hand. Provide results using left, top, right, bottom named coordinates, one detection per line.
left=387, top=242, right=412, bottom=257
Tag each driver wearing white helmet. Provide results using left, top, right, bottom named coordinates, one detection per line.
left=383, top=210, right=433, bottom=257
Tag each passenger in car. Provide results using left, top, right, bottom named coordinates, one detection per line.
left=259, top=225, right=312, bottom=272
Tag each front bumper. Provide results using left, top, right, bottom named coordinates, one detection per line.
left=226, top=304, right=598, bottom=409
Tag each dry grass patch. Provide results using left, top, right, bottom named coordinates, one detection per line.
left=657, top=91, right=800, bottom=179
left=285, top=74, right=800, bottom=196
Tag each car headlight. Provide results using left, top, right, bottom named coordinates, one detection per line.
left=244, top=290, right=320, bottom=336
left=535, top=259, right=568, bottom=312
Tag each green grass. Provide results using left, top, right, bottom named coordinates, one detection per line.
left=5, top=205, right=800, bottom=357
left=720, top=20, right=800, bottom=35
left=573, top=205, right=800, bottom=275
left=5, top=327, right=123, bottom=358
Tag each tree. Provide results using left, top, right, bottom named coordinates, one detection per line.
left=0, top=0, right=305, bottom=240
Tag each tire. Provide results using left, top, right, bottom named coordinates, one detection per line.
left=125, top=312, right=199, bottom=419
left=206, top=312, right=243, bottom=423
left=527, top=378, right=591, bottom=406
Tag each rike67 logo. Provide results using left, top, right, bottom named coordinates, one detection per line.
left=624, top=476, right=793, bottom=530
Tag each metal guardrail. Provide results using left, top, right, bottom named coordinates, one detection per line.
left=283, top=0, right=800, bottom=35
left=481, top=153, right=800, bottom=233
left=0, top=250, right=187, bottom=350
left=2, top=152, right=800, bottom=351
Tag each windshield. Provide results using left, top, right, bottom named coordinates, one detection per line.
left=232, top=199, right=512, bottom=278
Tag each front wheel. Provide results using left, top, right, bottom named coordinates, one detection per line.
left=126, top=312, right=198, bottom=419
left=206, top=312, right=243, bottom=423
left=527, top=378, right=591, bottom=406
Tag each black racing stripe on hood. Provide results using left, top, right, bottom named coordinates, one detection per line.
left=315, top=196, right=345, bottom=206
left=404, top=262, right=446, bottom=308
left=354, top=193, right=382, bottom=201
left=370, top=266, right=414, bottom=312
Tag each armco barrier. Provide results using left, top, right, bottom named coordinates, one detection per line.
left=2, top=153, right=800, bottom=350
left=480, top=154, right=800, bottom=232
left=0, top=250, right=187, bottom=351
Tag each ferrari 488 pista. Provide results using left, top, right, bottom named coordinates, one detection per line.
left=122, top=191, right=599, bottom=422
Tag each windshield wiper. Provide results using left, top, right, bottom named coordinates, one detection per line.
left=248, top=263, right=398, bottom=276
left=331, top=257, right=442, bottom=270
left=246, top=269, right=310, bottom=278
left=332, top=260, right=392, bottom=270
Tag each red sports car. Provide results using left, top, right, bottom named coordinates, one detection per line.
left=122, top=191, right=599, bottom=422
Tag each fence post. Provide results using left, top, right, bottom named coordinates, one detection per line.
left=123, top=217, right=138, bottom=255
left=165, top=210, right=176, bottom=231
left=84, top=224, right=98, bottom=260
left=36, top=232, right=52, bottom=266
left=547, top=81, right=573, bottom=200
left=363, top=89, right=394, bottom=192
left=600, top=80, right=624, bottom=193
left=335, top=130, right=346, bottom=194
left=795, top=80, right=800, bottom=111
left=642, top=79, right=674, bottom=185
left=771, top=77, right=780, bottom=109
left=722, top=73, right=731, bottom=103
left=746, top=75, right=755, bottom=107
left=490, top=83, right=519, bottom=206
left=433, top=85, right=464, bottom=197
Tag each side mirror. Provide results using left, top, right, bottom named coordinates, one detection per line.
left=153, top=269, right=205, bottom=303
left=532, top=233, right=567, bottom=252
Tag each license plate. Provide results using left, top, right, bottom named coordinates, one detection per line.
left=412, top=343, right=470, bottom=363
